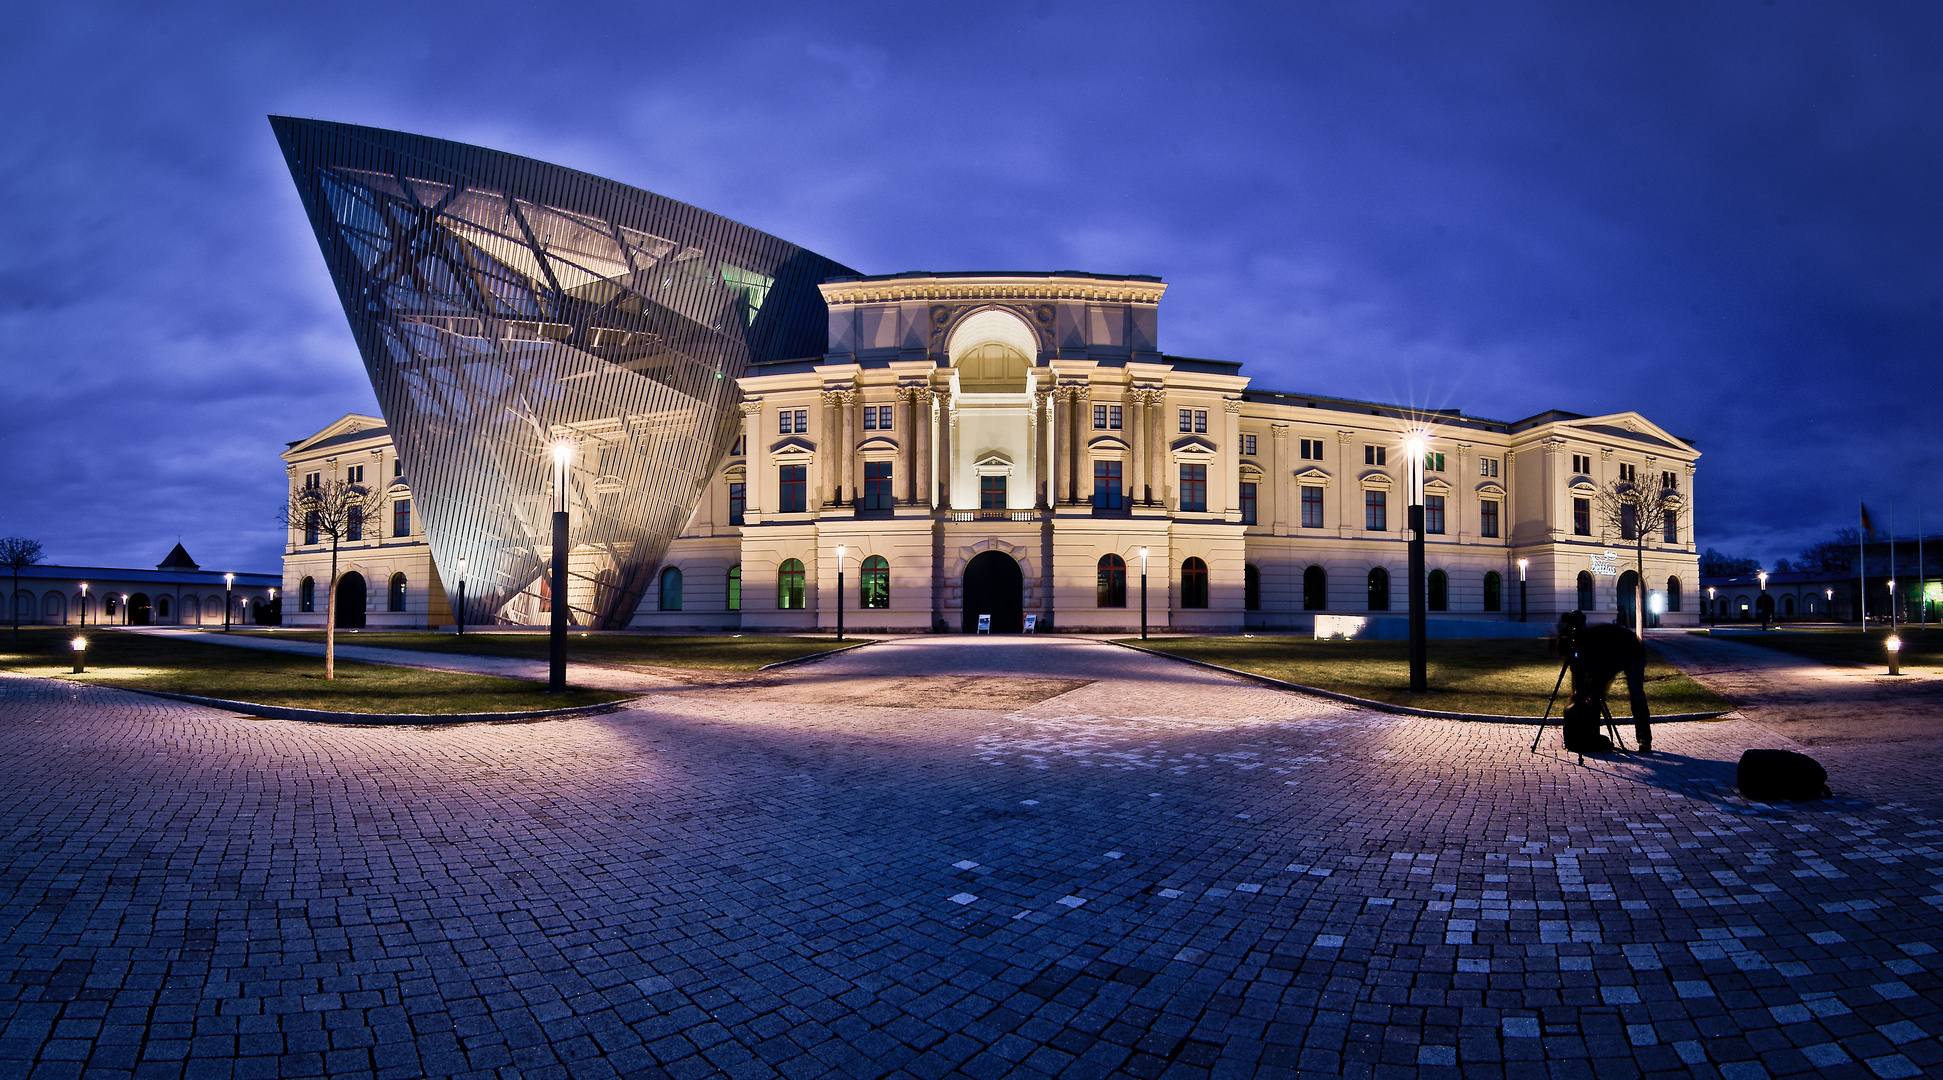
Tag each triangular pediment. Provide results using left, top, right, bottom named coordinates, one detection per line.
left=1170, top=435, right=1217, bottom=457
left=284, top=413, right=389, bottom=458
left=1294, top=466, right=1331, bottom=485
left=1424, top=477, right=1452, bottom=495
left=1561, top=411, right=1695, bottom=455
left=771, top=436, right=817, bottom=459
left=973, top=453, right=1014, bottom=476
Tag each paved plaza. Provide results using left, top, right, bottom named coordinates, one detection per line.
left=2, top=635, right=1941, bottom=1080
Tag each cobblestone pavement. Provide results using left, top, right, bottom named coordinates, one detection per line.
left=3, top=635, right=1942, bottom=1080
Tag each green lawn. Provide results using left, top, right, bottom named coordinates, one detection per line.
left=1704, top=626, right=1941, bottom=670
left=0, top=628, right=627, bottom=714
left=1121, top=635, right=1730, bottom=717
left=233, top=631, right=860, bottom=671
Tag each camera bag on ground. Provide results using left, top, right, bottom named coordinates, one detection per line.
left=1736, top=749, right=1830, bottom=800
left=1562, top=700, right=1614, bottom=753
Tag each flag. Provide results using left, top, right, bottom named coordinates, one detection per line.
left=1861, top=501, right=1877, bottom=539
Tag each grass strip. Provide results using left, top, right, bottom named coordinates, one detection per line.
left=232, top=631, right=859, bottom=671
left=1120, top=635, right=1730, bottom=717
left=1701, top=626, right=1939, bottom=670
left=1, top=628, right=625, bottom=714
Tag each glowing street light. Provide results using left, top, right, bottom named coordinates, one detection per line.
left=1139, top=547, right=1150, bottom=640
left=835, top=545, right=847, bottom=641
left=1888, top=578, right=1898, bottom=631
left=78, top=582, right=88, bottom=627
left=223, top=572, right=235, bottom=632
left=1887, top=634, right=1903, bottom=676
left=548, top=438, right=573, bottom=693
left=1404, top=435, right=1427, bottom=692
left=71, top=636, right=87, bottom=674
left=1517, top=559, right=1529, bottom=624
left=120, top=594, right=129, bottom=626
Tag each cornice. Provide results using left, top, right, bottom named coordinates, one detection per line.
left=820, top=276, right=1168, bottom=306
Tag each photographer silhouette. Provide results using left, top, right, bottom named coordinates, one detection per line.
left=1552, top=611, right=1652, bottom=754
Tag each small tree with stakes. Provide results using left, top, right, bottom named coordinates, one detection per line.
left=0, top=537, right=44, bottom=649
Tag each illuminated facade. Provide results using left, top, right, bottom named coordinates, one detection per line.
left=272, top=117, right=855, bottom=630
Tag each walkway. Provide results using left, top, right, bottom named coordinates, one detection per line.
left=1, top=635, right=1939, bottom=1078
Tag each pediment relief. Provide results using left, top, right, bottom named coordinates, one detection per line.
left=1424, top=478, right=1452, bottom=495
left=1294, top=466, right=1331, bottom=486
left=1170, top=435, right=1217, bottom=458
left=770, top=436, right=816, bottom=459
left=721, top=464, right=747, bottom=483
left=1569, top=480, right=1597, bottom=496
left=1475, top=481, right=1505, bottom=496
left=1087, top=434, right=1130, bottom=453
left=1360, top=471, right=1394, bottom=489
left=1238, top=463, right=1264, bottom=481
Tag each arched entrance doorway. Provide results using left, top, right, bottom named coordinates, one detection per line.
left=335, top=572, right=367, bottom=629
left=129, top=592, right=153, bottom=625
left=962, top=551, right=1023, bottom=633
left=1617, top=570, right=1638, bottom=627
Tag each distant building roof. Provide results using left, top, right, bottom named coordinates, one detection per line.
left=157, top=543, right=200, bottom=570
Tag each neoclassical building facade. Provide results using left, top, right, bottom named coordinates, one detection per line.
left=631, top=271, right=1702, bottom=633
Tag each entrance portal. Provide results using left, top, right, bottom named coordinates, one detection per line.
left=129, top=592, right=152, bottom=626
left=962, top=551, right=1024, bottom=633
left=335, top=572, right=367, bottom=629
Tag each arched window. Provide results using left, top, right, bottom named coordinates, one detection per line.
left=727, top=565, right=741, bottom=611
left=1181, top=557, right=1209, bottom=609
left=1428, top=569, right=1448, bottom=611
left=1783, top=595, right=1795, bottom=616
left=861, top=556, right=889, bottom=609
left=1303, top=566, right=1327, bottom=610
left=1576, top=571, right=1595, bottom=612
left=388, top=573, right=407, bottom=612
left=1244, top=564, right=1261, bottom=611
left=1368, top=567, right=1390, bottom=611
left=156, top=596, right=170, bottom=619
left=300, top=577, right=315, bottom=613
left=104, top=594, right=118, bottom=618
left=659, top=567, right=683, bottom=611
left=1666, top=576, right=1682, bottom=612
left=42, top=592, right=65, bottom=624
left=1483, top=571, right=1502, bottom=612
left=1097, top=554, right=1126, bottom=608
left=777, top=559, right=805, bottom=610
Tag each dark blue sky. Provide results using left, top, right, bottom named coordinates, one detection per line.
left=3, top=1, right=1939, bottom=573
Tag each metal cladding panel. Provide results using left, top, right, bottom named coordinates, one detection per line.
left=270, top=117, right=855, bottom=628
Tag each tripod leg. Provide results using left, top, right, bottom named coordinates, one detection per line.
left=1532, top=658, right=1570, bottom=753
left=1601, top=700, right=1626, bottom=751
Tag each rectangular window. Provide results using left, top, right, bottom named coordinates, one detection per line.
left=980, top=474, right=1007, bottom=510
left=728, top=482, right=746, bottom=526
left=779, top=408, right=808, bottom=434
left=1194, top=409, right=1207, bottom=433
left=347, top=506, right=363, bottom=542
left=1179, top=408, right=1193, bottom=432
left=778, top=465, right=806, bottom=513
left=863, top=406, right=878, bottom=430
left=1179, top=464, right=1207, bottom=513
left=1425, top=452, right=1445, bottom=472
left=1092, top=461, right=1122, bottom=510
left=1664, top=512, right=1678, bottom=543
left=1301, top=486, right=1324, bottom=528
left=1425, top=494, right=1445, bottom=534
left=1619, top=463, right=1637, bottom=483
left=730, top=434, right=746, bottom=456
left=1572, top=453, right=1591, bottom=474
left=1573, top=497, right=1591, bottom=535
left=1620, top=503, right=1637, bottom=541
left=346, top=464, right=364, bottom=484
left=1108, top=404, right=1122, bottom=430
left=1364, top=445, right=1387, bottom=466
left=1239, top=433, right=1257, bottom=456
left=1662, top=470, right=1677, bottom=489
left=1094, top=404, right=1108, bottom=429
left=863, top=461, right=893, bottom=510
left=304, top=511, right=319, bottom=545
left=304, top=472, right=320, bottom=490
left=1300, top=438, right=1324, bottom=461
left=1480, top=499, right=1499, bottom=538
left=394, top=458, right=404, bottom=477
left=1240, top=482, right=1257, bottom=525
left=1365, top=490, right=1388, bottom=531
left=393, top=499, right=411, bottom=538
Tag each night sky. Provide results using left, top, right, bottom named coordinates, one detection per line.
left=3, top=2, right=1938, bottom=574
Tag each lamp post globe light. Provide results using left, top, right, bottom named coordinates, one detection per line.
left=456, top=557, right=467, bottom=636
left=120, top=594, right=128, bottom=626
left=1405, top=436, right=1427, bottom=693
left=835, top=545, right=846, bottom=641
left=548, top=439, right=572, bottom=693
left=1826, top=588, right=1833, bottom=623
left=223, top=572, right=235, bottom=632
left=1139, top=547, right=1150, bottom=640
left=78, top=582, right=87, bottom=627
left=1517, top=559, right=1529, bottom=624
left=266, top=588, right=275, bottom=628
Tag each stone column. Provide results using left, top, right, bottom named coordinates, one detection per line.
left=939, top=392, right=954, bottom=510
left=1223, top=398, right=1243, bottom=519
left=1030, top=389, right=1048, bottom=509
left=1270, top=424, right=1289, bottom=533
left=821, top=391, right=842, bottom=506
left=1336, top=430, right=1355, bottom=538
left=903, top=388, right=922, bottom=506
left=1126, top=389, right=1143, bottom=506
left=1051, top=388, right=1069, bottom=505
left=840, top=391, right=858, bottom=506
left=741, top=400, right=764, bottom=518
left=1071, top=386, right=1091, bottom=504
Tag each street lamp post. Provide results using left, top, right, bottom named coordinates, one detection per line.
left=835, top=545, right=846, bottom=641
left=1757, top=571, right=1769, bottom=629
left=548, top=439, right=571, bottom=693
left=1139, top=546, right=1150, bottom=640
left=120, top=594, right=129, bottom=626
left=1406, top=437, right=1427, bottom=693
left=265, top=588, right=275, bottom=628
left=78, top=583, right=88, bottom=627
left=1707, top=586, right=1716, bottom=626
left=1825, top=588, right=1833, bottom=623
left=456, top=557, right=467, bottom=636
left=1517, top=559, right=1529, bottom=624
left=1887, top=578, right=1897, bottom=631
left=223, top=573, right=235, bottom=632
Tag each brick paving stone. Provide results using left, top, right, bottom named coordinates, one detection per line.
left=2, top=636, right=1942, bottom=1077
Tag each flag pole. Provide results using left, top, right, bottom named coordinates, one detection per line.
left=1859, top=500, right=1868, bottom=633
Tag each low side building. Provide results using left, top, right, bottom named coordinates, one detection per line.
left=8, top=544, right=277, bottom=627
left=280, top=415, right=448, bottom=629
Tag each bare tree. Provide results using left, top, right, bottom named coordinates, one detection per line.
left=282, top=478, right=381, bottom=679
left=0, top=536, right=44, bottom=649
left=1594, top=472, right=1679, bottom=638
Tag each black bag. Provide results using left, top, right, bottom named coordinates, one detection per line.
left=1737, top=749, right=1830, bottom=800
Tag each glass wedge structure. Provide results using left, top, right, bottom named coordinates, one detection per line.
left=271, top=117, right=855, bottom=628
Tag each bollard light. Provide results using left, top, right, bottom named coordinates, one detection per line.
left=1886, top=634, right=1902, bottom=676
left=71, top=637, right=87, bottom=674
